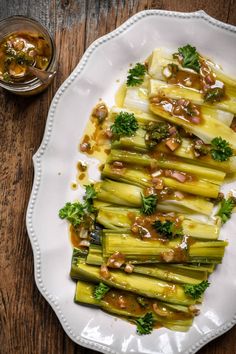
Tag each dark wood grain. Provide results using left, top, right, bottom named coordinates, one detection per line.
left=1, top=1, right=236, bottom=354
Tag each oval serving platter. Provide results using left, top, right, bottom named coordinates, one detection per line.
left=26, top=10, right=236, bottom=354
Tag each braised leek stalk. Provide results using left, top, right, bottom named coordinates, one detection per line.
left=123, top=86, right=150, bottom=113
left=102, top=232, right=227, bottom=263
left=150, top=102, right=236, bottom=149
left=148, top=48, right=236, bottom=91
left=149, top=79, right=236, bottom=119
left=132, top=264, right=207, bottom=285
left=75, top=280, right=194, bottom=332
left=72, top=263, right=197, bottom=305
left=206, top=59, right=236, bottom=88
left=86, top=246, right=211, bottom=285
left=149, top=80, right=236, bottom=130
left=96, top=206, right=220, bottom=239
left=122, top=86, right=234, bottom=126
left=113, top=134, right=236, bottom=173
left=95, top=179, right=214, bottom=216
left=102, top=162, right=221, bottom=198
left=107, top=149, right=225, bottom=182
left=156, top=138, right=236, bottom=173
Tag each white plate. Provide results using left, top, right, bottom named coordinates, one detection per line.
left=26, top=9, right=236, bottom=354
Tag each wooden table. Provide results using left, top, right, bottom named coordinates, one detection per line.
left=1, top=1, right=236, bottom=353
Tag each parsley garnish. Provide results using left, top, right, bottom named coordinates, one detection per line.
left=85, top=184, right=97, bottom=200
left=152, top=220, right=183, bottom=239
left=135, top=312, right=154, bottom=335
left=210, top=137, right=233, bottom=162
left=141, top=193, right=157, bottom=215
left=204, top=87, right=225, bottom=103
left=59, top=202, right=85, bottom=228
left=184, top=280, right=210, bottom=299
left=127, top=63, right=146, bottom=87
left=145, top=122, right=170, bottom=149
left=177, top=44, right=200, bottom=73
left=94, top=282, right=110, bottom=300
left=84, top=184, right=97, bottom=212
left=59, top=184, right=97, bottom=228
left=217, top=196, right=236, bottom=223
left=111, top=112, right=139, bottom=139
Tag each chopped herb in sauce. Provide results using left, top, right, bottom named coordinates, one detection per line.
left=140, top=193, right=157, bottom=215
left=184, top=280, right=210, bottom=299
left=152, top=220, right=183, bottom=239
left=204, top=87, right=225, bottom=103
left=135, top=312, right=155, bottom=335
left=84, top=184, right=97, bottom=213
left=137, top=296, right=149, bottom=308
left=126, top=63, right=146, bottom=87
left=111, top=111, right=139, bottom=139
left=94, top=282, right=110, bottom=300
left=216, top=196, right=236, bottom=224
left=145, top=121, right=170, bottom=149
left=193, top=139, right=209, bottom=157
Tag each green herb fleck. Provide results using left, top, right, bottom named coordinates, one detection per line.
left=111, top=111, right=139, bottom=139
left=145, top=122, right=170, bottom=149
left=135, top=312, right=154, bottom=335
left=141, top=193, right=157, bottom=215
left=216, top=196, right=236, bottom=224
left=184, top=280, right=210, bottom=299
left=2, top=72, right=11, bottom=82
left=204, top=87, right=225, bottom=103
left=136, top=296, right=148, bottom=308
left=177, top=44, right=200, bottom=73
left=127, top=63, right=146, bottom=87
left=94, top=282, right=110, bottom=300
left=152, top=220, right=183, bottom=239
left=210, top=137, right=233, bottom=162
left=84, top=184, right=97, bottom=213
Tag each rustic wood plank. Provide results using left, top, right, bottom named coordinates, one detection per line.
left=0, top=1, right=236, bottom=354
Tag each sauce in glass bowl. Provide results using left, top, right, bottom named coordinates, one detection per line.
left=0, top=16, right=57, bottom=95
left=0, top=31, right=52, bottom=82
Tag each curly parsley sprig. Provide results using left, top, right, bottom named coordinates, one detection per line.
left=184, top=280, right=210, bottom=300
left=111, top=112, right=139, bottom=139
left=135, top=312, right=155, bottom=335
left=59, top=184, right=97, bottom=228
left=216, top=196, right=236, bottom=224
left=210, top=137, right=233, bottom=162
left=177, top=44, right=200, bottom=73
left=127, top=63, right=146, bottom=87
left=59, top=202, right=85, bottom=228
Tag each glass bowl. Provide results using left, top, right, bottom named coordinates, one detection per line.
left=0, top=16, right=57, bottom=95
